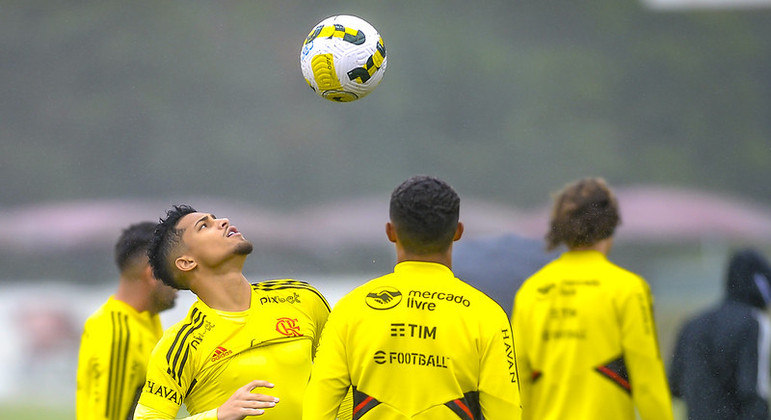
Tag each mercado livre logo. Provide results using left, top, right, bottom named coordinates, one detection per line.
left=365, top=286, right=402, bottom=310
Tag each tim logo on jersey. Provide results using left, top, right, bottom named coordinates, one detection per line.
left=365, top=286, right=402, bottom=310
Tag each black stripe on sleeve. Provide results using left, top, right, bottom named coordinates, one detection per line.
left=185, top=379, right=198, bottom=398
left=166, top=308, right=198, bottom=368
left=169, top=311, right=206, bottom=385
left=106, top=312, right=118, bottom=418
left=114, top=313, right=130, bottom=419
left=106, top=312, right=129, bottom=420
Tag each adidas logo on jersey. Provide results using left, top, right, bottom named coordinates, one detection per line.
left=211, top=346, right=233, bottom=362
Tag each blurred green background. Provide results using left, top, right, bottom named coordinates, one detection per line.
left=1, top=0, right=770, bottom=418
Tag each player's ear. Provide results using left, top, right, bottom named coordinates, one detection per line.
left=175, top=255, right=197, bottom=273
left=385, top=222, right=397, bottom=243
left=453, top=222, right=464, bottom=242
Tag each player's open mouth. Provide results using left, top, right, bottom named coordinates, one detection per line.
left=226, top=226, right=240, bottom=237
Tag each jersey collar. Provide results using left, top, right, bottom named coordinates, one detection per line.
left=394, top=260, right=454, bottom=276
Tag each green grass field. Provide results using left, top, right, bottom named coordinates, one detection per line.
left=0, top=403, right=74, bottom=420
left=0, top=402, right=194, bottom=420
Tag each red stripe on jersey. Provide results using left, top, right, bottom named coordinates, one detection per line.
left=453, top=399, right=474, bottom=419
left=597, top=366, right=631, bottom=391
left=353, top=396, right=374, bottom=415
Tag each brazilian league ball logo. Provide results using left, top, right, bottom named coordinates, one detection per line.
left=365, top=286, right=402, bottom=310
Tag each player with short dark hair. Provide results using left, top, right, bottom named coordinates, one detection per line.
left=512, top=177, right=673, bottom=420
left=146, top=204, right=197, bottom=290
left=77, top=222, right=178, bottom=420
left=388, top=175, right=460, bottom=254
left=303, top=175, right=522, bottom=419
left=134, top=205, right=348, bottom=420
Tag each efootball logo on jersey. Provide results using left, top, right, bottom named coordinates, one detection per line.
left=365, top=286, right=402, bottom=310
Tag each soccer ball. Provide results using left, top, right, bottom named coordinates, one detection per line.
left=300, top=15, right=387, bottom=102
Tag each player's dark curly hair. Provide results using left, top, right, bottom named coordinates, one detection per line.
left=147, top=205, right=197, bottom=289
left=546, top=177, right=621, bottom=251
left=390, top=175, right=460, bottom=254
left=114, top=221, right=156, bottom=274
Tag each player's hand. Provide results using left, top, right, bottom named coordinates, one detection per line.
left=217, top=380, right=279, bottom=420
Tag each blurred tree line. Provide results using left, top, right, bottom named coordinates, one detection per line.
left=2, top=0, right=769, bottom=210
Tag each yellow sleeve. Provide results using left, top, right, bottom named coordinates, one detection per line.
left=133, top=403, right=216, bottom=420
left=304, top=284, right=331, bottom=360
left=292, top=281, right=353, bottom=419
left=135, top=335, right=187, bottom=419
left=511, top=290, right=532, bottom=412
left=76, top=315, right=140, bottom=420
left=335, top=388, right=353, bottom=420
left=479, top=308, right=523, bottom=419
left=76, top=324, right=102, bottom=420
left=303, top=306, right=351, bottom=420
left=620, top=278, right=674, bottom=420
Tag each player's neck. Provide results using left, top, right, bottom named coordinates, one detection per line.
left=114, top=277, right=151, bottom=313
left=570, top=237, right=614, bottom=256
left=190, top=271, right=252, bottom=312
left=396, top=249, right=454, bottom=270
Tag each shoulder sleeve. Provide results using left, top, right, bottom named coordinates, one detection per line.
left=511, top=286, right=532, bottom=410
left=76, top=311, right=137, bottom=420
left=137, top=313, right=203, bottom=419
left=619, top=276, right=674, bottom=420
left=303, top=300, right=352, bottom=420
left=295, top=281, right=332, bottom=358
left=478, top=301, right=523, bottom=419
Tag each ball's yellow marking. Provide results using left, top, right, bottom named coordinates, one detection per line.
left=310, top=54, right=342, bottom=90
left=304, top=24, right=365, bottom=46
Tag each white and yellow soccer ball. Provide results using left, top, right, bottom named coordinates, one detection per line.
left=300, top=15, right=387, bottom=102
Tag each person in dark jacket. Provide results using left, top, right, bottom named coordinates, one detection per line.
left=670, top=248, right=771, bottom=419
left=453, top=234, right=558, bottom=318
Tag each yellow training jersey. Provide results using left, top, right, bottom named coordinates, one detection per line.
left=512, top=250, right=673, bottom=420
left=134, top=280, right=340, bottom=420
left=77, top=296, right=164, bottom=420
left=304, top=261, right=522, bottom=420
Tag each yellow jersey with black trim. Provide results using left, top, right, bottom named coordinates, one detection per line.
left=134, top=279, right=347, bottom=420
left=76, top=296, right=163, bottom=420
left=512, top=250, right=673, bottom=420
left=304, top=261, right=522, bottom=420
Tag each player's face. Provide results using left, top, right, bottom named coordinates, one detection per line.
left=176, top=212, right=253, bottom=268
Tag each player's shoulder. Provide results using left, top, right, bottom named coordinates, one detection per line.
left=454, top=276, right=500, bottom=302
left=83, top=298, right=131, bottom=330
left=251, top=279, right=330, bottom=310
left=156, top=301, right=206, bottom=341
left=252, top=278, right=320, bottom=293
left=151, top=302, right=212, bottom=365
left=331, top=274, right=393, bottom=309
left=512, top=263, right=561, bottom=308
left=599, top=259, right=649, bottom=293
left=450, top=276, right=510, bottom=316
